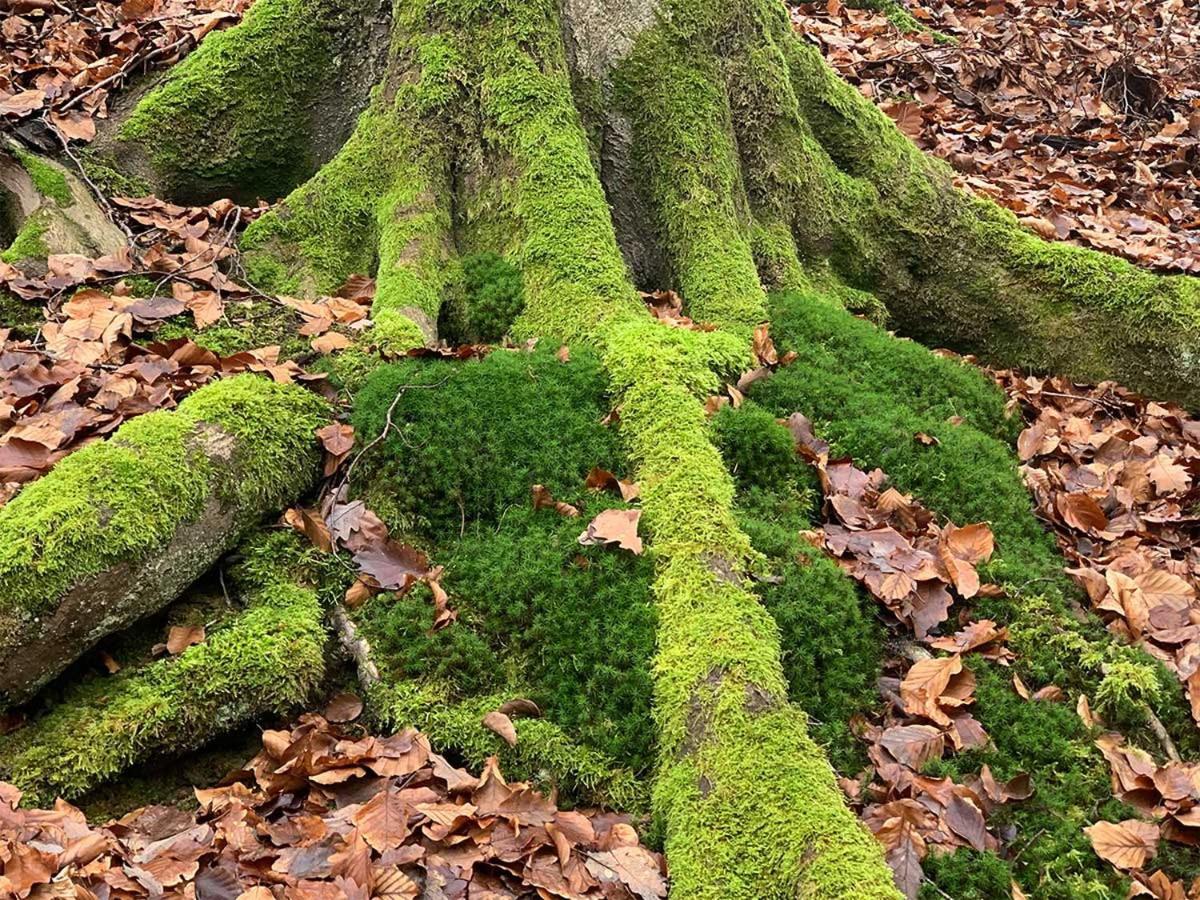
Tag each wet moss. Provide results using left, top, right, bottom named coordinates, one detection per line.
left=1, top=212, right=49, bottom=263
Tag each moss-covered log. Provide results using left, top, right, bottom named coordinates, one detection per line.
left=0, top=532, right=326, bottom=805
left=0, top=376, right=327, bottom=709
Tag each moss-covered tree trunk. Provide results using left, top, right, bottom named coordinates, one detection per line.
left=10, top=0, right=1200, bottom=896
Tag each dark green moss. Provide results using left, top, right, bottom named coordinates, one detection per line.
left=0, top=290, right=42, bottom=335
left=439, top=252, right=526, bottom=344
left=358, top=502, right=657, bottom=771
left=750, top=287, right=1196, bottom=897
left=711, top=401, right=797, bottom=491
left=920, top=848, right=1014, bottom=900
left=351, top=345, right=622, bottom=536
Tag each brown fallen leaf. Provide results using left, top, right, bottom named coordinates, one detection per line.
left=481, top=710, right=517, bottom=747
left=166, top=624, right=205, bottom=656
left=584, top=466, right=640, bottom=502
left=1085, top=819, right=1159, bottom=871
left=312, top=331, right=352, bottom=354
left=532, top=483, right=580, bottom=517
left=325, top=692, right=364, bottom=723
left=578, top=508, right=643, bottom=555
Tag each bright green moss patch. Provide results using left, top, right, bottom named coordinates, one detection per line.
left=439, top=251, right=525, bottom=344
left=0, top=289, right=43, bottom=334
left=119, top=0, right=363, bottom=200
left=711, top=401, right=798, bottom=491
left=1, top=212, right=49, bottom=263
left=356, top=502, right=657, bottom=771
left=615, top=22, right=767, bottom=335
left=0, top=531, right=325, bottom=806
left=14, top=148, right=71, bottom=207
left=0, top=376, right=326, bottom=622
left=352, top=346, right=622, bottom=536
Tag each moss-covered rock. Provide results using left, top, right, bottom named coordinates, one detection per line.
left=0, top=375, right=327, bottom=709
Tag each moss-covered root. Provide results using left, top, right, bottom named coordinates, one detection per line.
left=238, top=4, right=461, bottom=352
left=0, top=375, right=327, bottom=710
left=111, top=0, right=384, bottom=202
left=0, top=541, right=325, bottom=805
left=613, top=15, right=767, bottom=336
left=370, top=681, right=645, bottom=812
left=767, top=8, right=1200, bottom=404
left=604, top=320, right=899, bottom=899
left=0, top=144, right=125, bottom=271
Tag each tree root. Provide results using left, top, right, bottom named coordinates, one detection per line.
left=0, top=535, right=326, bottom=806
left=0, top=375, right=327, bottom=709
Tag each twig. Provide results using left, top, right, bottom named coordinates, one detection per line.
left=1147, top=709, right=1181, bottom=763
left=331, top=602, right=380, bottom=691
left=922, top=877, right=957, bottom=900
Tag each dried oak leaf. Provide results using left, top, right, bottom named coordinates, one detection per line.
left=531, top=483, right=580, bottom=517
left=482, top=711, right=518, bottom=748
left=165, top=624, right=205, bottom=656
left=325, top=692, right=364, bottom=724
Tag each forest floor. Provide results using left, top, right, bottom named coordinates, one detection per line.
left=3, top=2, right=1200, bottom=899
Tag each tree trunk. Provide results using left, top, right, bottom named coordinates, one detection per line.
left=18, top=0, right=1200, bottom=895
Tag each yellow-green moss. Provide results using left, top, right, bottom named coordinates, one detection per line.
left=0, top=212, right=49, bottom=263
left=119, top=0, right=369, bottom=200
left=614, top=17, right=767, bottom=336
left=0, top=533, right=325, bottom=805
left=0, top=376, right=326, bottom=623
left=604, top=317, right=898, bottom=899
left=14, top=149, right=71, bottom=207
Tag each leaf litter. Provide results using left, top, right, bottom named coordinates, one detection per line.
left=0, top=714, right=667, bottom=899
left=791, top=0, right=1200, bottom=273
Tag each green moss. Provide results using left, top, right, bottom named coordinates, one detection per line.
left=372, top=680, right=645, bottom=811
left=601, top=316, right=897, bottom=899
left=0, top=289, right=42, bottom=334
left=614, top=20, right=767, bottom=336
left=750, top=288, right=1198, bottom=896
left=438, top=251, right=525, bottom=344
left=153, top=295, right=308, bottom=360
left=119, top=0, right=368, bottom=200
left=0, top=532, right=325, bottom=805
left=1, top=212, right=49, bottom=263
left=357, top=502, right=657, bottom=770
left=447, top=0, right=643, bottom=344
left=352, top=345, right=622, bottom=535
left=711, top=401, right=797, bottom=491
left=14, top=149, right=71, bottom=207
left=75, top=148, right=153, bottom=199
left=0, top=376, right=326, bottom=629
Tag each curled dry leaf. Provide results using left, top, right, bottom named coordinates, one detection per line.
left=531, top=484, right=580, bottom=517
left=481, top=711, right=518, bottom=747
left=324, top=692, right=364, bottom=724
left=165, top=624, right=205, bottom=656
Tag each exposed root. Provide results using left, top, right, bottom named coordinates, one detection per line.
left=0, top=536, right=326, bottom=806
left=0, top=376, right=327, bottom=709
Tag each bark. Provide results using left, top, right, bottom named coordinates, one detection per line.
left=0, top=376, right=326, bottom=709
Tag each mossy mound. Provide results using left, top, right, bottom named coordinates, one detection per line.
left=351, top=345, right=623, bottom=536
left=711, top=404, right=884, bottom=771
left=747, top=289, right=1200, bottom=897
left=356, top=502, right=657, bottom=772
left=438, top=251, right=526, bottom=344
left=349, top=342, right=656, bottom=790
